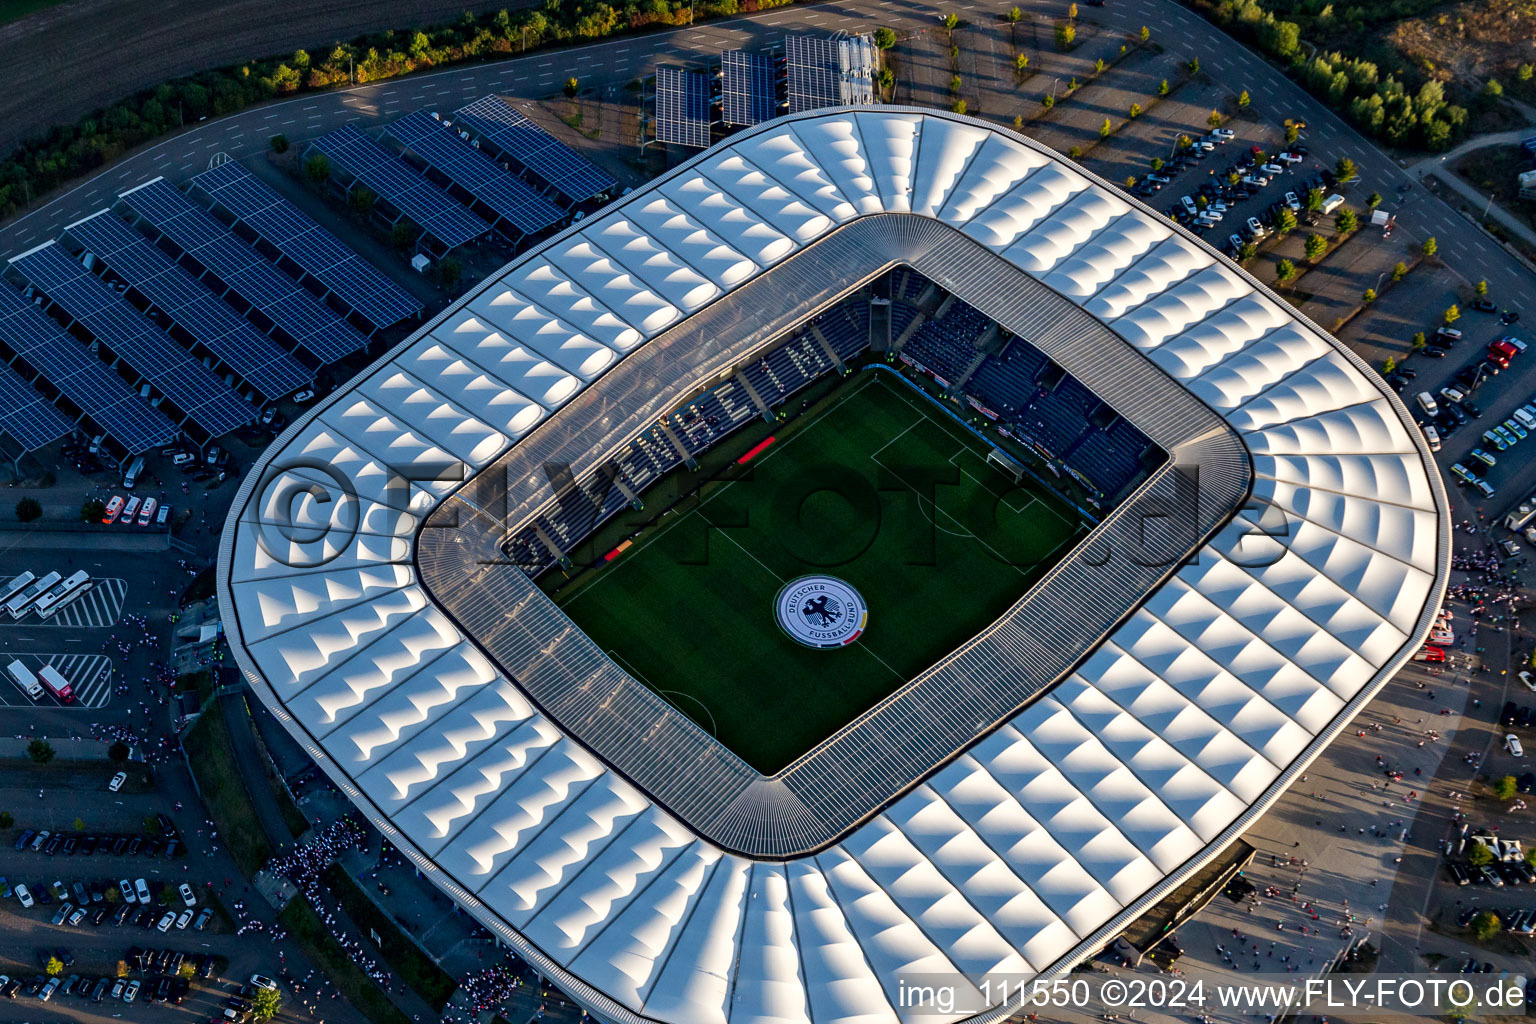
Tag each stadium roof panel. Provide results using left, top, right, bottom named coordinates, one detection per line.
left=453, top=96, right=618, bottom=205
left=384, top=110, right=566, bottom=237
left=10, top=241, right=255, bottom=436
left=0, top=278, right=175, bottom=454
left=67, top=211, right=312, bottom=403
left=118, top=177, right=368, bottom=364
left=191, top=161, right=421, bottom=333
left=220, top=109, right=1448, bottom=1024
left=308, top=124, right=491, bottom=250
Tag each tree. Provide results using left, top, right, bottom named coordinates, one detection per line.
left=1014, top=53, right=1029, bottom=79
left=949, top=74, right=962, bottom=94
left=1284, top=120, right=1301, bottom=145
left=1099, top=117, right=1113, bottom=138
left=105, top=886, right=121, bottom=904
left=1476, top=279, right=1488, bottom=297
left=1042, top=94, right=1055, bottom=109
left=1334, top=155, right=1358, bottom=182
left=1124, top=176, right=1137, bottom=188
left=1304, top=234, right=1327, bottom=260
left=1068, top=145, right=1083, bottom=158
left=952, top=99, right=967, bottom=114
left=1361, top=288, right=1377, bottom=304
left=1157, top=78, right=1170, bottom=97
left=438, top=257, right=462, bottom=291
left=26, top=739, right=53, bottom=765
left=1055, top=22, right=1075, bottom=47
left=1187, top=57, right=1199, bottom=74
left=1275, top=207, right=1297, bottom=236
left=1237, top=242, right=1257, bottom=263
left=874, top=27, right=897, bottom=49
left=564, top=76, right=579, bottom=98
left=269, top=134, right=289, bottom=154
left=942, top=11, right=959, bottom=30
left=1238, top=89, right=1250, bottom=108
left=1012, top=114, right=1024, bottom=129
left=80, top=497, right=105, bottom=522
left=1411, top=331, right=1426, bottom=351
left=1129, top=102, right=1142, bottom=118
left=1381, top=355, right=1397, bottom=375
left=1094, top=57, right=1106, bottom=76
left=1006, top=6, right=1022, bottom=28
left=1208, top=110, right=1224, bottom=128
left=1520, top=63, right=1535, bottom=85
left=878, top=67, right=895, bottom=92
left=1469, top=910, right=1500, bottom=942
left=108, top=741, right=130, bottom=762
left=1067, top=1, right=1078, bottom=18
left=72, top=817, right=85, bottom=832
left=303, top=153, right=329, bottom=183
left=1495, top=775, right=1519, bottom=801
left=1391, top=261, right=1407, bottom=283
left=1468, top=843, right=1494, bottom=867
left=1139, top=25, right=1150, bottom=42
left=347, top=186, right=376, bottom=214
left=0, top=811, right=11, bottom=828
left=1422, top=236, right=1437, bottom=258
left=15, top=498, right=40, bottom=523
left=1334, top=208, right=1358, bottom=234
left=44, top=956, right=62, bottom=977
left=1275, top=259, right=1297, bottom=283
left=1305, top=187, right=1325, bottom=212
left=253, top=988, right=283, bottom=1021
left=1444, top=304, right=1461, bottom=325
left=1149, top=156, right=1163, bottom=171
left=1366, top=191, right=1382, bottom=210
left=1526, top=846, right=1536, bottom=870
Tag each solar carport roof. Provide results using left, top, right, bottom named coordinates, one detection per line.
left=220, top=109, right=1449, bottom=1024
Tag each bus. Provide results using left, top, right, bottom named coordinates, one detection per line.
left=4, top=571, right=60, bottom=620
left=37, top=665, right=73, bottom=703
left=34, top=571, right=91, bottom=621
left=0, top=571, right=36, bottom=608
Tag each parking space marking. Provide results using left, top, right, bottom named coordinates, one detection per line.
left=13, top=578, right=127, bottom=629
left=0, top=652, right=112, bottom=708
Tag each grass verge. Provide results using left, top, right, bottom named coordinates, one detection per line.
left=182, top=710, right=275, bottom=876
left=323, top=865, right=458, bottom=1009
left=279, top=898, right=413, bottom=1024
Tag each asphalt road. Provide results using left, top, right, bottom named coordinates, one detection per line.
left=0, top=0, right=1527, bottom=322
left=0, top=0, right=539, bottom=153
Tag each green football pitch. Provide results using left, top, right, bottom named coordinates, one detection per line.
left=553, top=371, right=1085, bottom=774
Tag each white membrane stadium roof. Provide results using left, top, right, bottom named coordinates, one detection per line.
left=220, top=109, right=1448, bottom=1024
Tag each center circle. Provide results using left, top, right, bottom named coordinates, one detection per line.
left=774, top=576, right=869, bottom=648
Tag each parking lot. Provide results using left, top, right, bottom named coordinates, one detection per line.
left=0, top=653, right=113, bottom=709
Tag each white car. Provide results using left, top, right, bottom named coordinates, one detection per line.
left=178, top=883, right=197, bottom=907
left=124, top=980, right=140, bottom=1003
left=107, top=772, right=126, bottom=793
left=175, top=909, right=193, bottom=930
left=1261, top=162, right=1285, bottom=175
left=1212, top=127, right=1235, bottom=140
left=1508, top=734, right=1526, bottom=757
left=119, top=879, right=136, bottom=904
left=14, top=884, right=32, bottom=908
left=292, top=389, right=316, bottom=404
left=134, top=878, right=150, bottom=904
left=1284, top=191, right=1301, bottom=211
left=1421, top=423, right=1441, bottom=452
left=1521, top=671, right=1536, bottom=693
left=1245, top=217, right=1267, bottom=238
left=156, top=911, right=176, bottom=933
left=249, top=974, right=279, bottom=991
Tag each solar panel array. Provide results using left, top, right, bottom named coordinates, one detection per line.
left=0, top=279, right=174, bottom=454
left=118, top=178, right=366, bottom=364
left=721, top=50, right=778, bottom=127
left=68, top=212, right=312, bottom=404
left=10, top=243, right=254, bottom=437
left=385, top=110, right=565, bottom=238
left=786, top=34, right=841, bottom=112
left=453, top=96, right=617, bottom=205
left=655, top=66, right=712, bottom=148
left=308, top=125, right=490, bottom=249
left=192, top=162, right=420, bottom=334
left=0, top=361, right=71, bottom=451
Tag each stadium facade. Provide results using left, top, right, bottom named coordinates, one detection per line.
left=220, top=108, right=1450, bottom=1024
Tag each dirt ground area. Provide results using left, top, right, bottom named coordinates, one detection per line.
left=0, top=0, right=529, bottom=150
left=1451, top=145, right=1536, bottom=235
left=1388, top=0, right=1536, bottom=96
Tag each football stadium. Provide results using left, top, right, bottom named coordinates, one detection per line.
left=220, top=108, right=1451, bottom=1024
